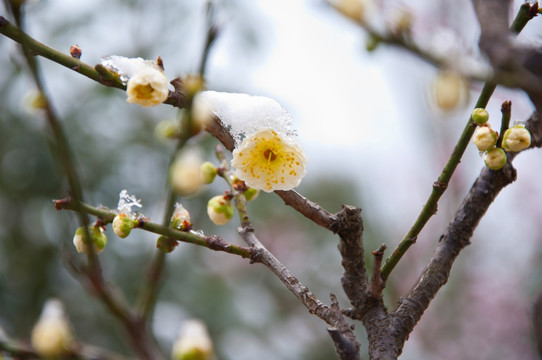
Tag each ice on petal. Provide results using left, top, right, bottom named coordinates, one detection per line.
left=117, top=189, right=142, bottom=214
left=100, top=55, right=159, bottom=84
left=197, top=91, right=297, bottom=145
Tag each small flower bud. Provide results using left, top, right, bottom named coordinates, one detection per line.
left=502, top=125, right=531, bottom=152
left=431, top=71, right=468, bottom=112
left=244, top=187, right=259, bottom=202
left=155, top=119, right=180, bottom=140
left=471, top=108, right=489, bottom=125
left=171, top=203, right=192, bottom=231
left=171, top=151, right=204, bottom=196
left=69, top=44, right=82, bottom=59
left=113, top=214, right=137, bottom=238
left=472, top=125, right=497, bottom=151
left=31, top=299, right=74, bottom=358
left=171, top=319, right=214, bottom=360
left=484, top=148, right=507, bottom=170
left=200, top=162, right=218, bottom=184
left=156, top=235, right=179, bottom=253
left=73, top=225, right=107, bottom=254
left=207, top=195, right=234, bottom=225
left=126, top=66, right=169, bottom=107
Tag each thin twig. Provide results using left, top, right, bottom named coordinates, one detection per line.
left=497, top=100, right=512, bottom=148
left=369, top=245, right=386, bottom=298
left=380, top=2, right=537, bottom=280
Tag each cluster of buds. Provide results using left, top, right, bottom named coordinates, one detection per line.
left=471, top=108, right=531, bottom=170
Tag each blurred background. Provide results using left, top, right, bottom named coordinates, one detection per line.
left=1, top=0, right=542, bottom=359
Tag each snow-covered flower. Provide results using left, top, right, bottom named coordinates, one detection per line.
left=126, top=66, right=169, bottom=107
left=31, top=299, right=74, bottom=358
left=484, top=148, right=507, bottom=170
left=207, top=195, right=234, bottom=225
left=112, top=190, right=142, bottom=238
left=502, top=125, right=531, bottom=152
left=73, top=225, right=107, bottom=254
left=231, top=129, right=307, bottom=192
left=170, top=151, right=204, bottom=196
left=171, top=319, right=214, bottom=360
left=472, top=125, right=498, bottom=151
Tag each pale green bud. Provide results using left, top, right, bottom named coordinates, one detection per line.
left=244, top=187, right=259, bottom=202
left=156, top=235, right=178, bottom=253
left=200, top=162, right=217, bottom=184
left=502, top=125, right=531, bottom=152
left=471, top=108, right=489, bottom=125
left=472, top=126, right=497, bottom=151
left=484, top=148, right=507, bottom=170
left=73, top=225, right=107, bottom=254
left=207, top=195, right=234, bottom=225
left=113, top=214, right=137, bottom=238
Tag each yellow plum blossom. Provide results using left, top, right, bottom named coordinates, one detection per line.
left=126, top=67, right=169, bottom=107
left=231, top=129, right=307, bottom=192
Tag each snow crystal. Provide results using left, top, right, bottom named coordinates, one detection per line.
left=100, top=55, right=160, bottom=84
left=117, top=189, right=142, bottom=214
left=196, top=91, right=297, bottom=145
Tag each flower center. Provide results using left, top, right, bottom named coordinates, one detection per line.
left=137, top=84, right=154, bottom=99
left=263, top=149, right=277, bottom=164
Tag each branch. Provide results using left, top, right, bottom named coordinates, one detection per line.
left=390, top=110, right=542, bottom=354
left=380, top=2, right=538, bottom=280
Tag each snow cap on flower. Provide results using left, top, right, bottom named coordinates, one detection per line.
left=100, top=55, right=169, bottom=107
left=126, top=66, right=169, bottom=107
left=472, top=125, right=497, bottom=151
left=170, top=150, right=204, bottom=196
left=484, top=148, right=507, bottom=170
left=231, top=129, right=307, bottom=192
left=117, top=189, right=143, bottom=214
left=207, top=195, right=234, bottom=225
left=171, top=319, right=213, bottom=360
left=73, top=225, right=107, bottom=254
left=502, top=125, right=531, bottom=152
left=31, top=299, right=74, bottom=358
left=196, top=91, right=307, bottom=192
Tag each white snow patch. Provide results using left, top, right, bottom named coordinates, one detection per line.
left=197, top=91, right=297, bottom=145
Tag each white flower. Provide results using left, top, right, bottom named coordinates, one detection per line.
left=171, top=319, right=213, bottom=360
left=170, top=151, right=204, bottom=196
left=126, top=66, right=169, bottom=107
left=231, top=129, right=307, bottom=192
left=31, top=299, right=74, bottom=358
left=502, top=125, right=531, bottom=152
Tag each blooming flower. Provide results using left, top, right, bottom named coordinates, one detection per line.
left=472, top=125, right=497, bottom=151
left=231, top=129, right=307, bottom=192
left=502, top=125, right=531, bottom=152
left=171, top=319, right=214, bottom=360
left=126, top=66, right=169, bottom=107
left=31, top=299, right=74, bottom=358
